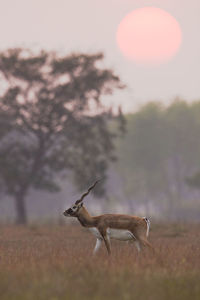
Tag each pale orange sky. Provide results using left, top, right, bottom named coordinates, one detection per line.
left=0, top=0, right=199, bottom=112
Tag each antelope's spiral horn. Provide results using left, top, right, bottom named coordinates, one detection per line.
left=75, top=180, right=100, bottom=205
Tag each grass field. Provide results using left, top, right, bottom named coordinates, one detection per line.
left=0, top=222, right=200, bottom=300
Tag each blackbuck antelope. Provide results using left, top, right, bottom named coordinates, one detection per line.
left=63, top=181, right=153, bottom=255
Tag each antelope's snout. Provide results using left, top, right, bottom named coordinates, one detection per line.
left=63, top=208, right=73, bottom=216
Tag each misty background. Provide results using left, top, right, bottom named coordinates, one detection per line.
left=0, top=0, right=199, bottom=223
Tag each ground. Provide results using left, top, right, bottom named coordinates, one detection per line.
left=0, top=222, right=199, bottom=300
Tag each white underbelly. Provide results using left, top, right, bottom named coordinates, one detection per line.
left=89, top=227, right=134, bottom=241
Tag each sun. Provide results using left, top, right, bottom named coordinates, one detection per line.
left=116, top=7, right=182, bottom=65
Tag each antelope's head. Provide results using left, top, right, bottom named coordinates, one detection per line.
left=63, top=180, right=99, bottom=217
left=63, top=202, right=83, bottom=217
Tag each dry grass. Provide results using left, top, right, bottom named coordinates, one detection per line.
left=0, top=222, right=200, bottom=300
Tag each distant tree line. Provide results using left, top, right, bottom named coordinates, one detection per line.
left=115, top=100, right=200, bottom=220
left=0, top=48, right=125, bottom=224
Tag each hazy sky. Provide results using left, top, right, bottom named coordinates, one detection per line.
left=0, top=0, right=199, bottom=111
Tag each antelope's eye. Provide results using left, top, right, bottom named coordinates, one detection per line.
left=73, top=206, right=76, bottom=209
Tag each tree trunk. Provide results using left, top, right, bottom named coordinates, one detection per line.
left=15, top=191, right=27, bottom=224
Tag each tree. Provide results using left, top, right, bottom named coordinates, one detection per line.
left=184, top=101, right=200, bottom=190
left=0, top=48, right=125, bottom=224
left=115, top=102, right=168, bottom=212
left=115, top=99, right=200, bottom=218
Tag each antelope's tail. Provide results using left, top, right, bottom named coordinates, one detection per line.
left=143, top=217, right=150, bottom=237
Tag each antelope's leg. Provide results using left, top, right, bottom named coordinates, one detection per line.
left=103, top=235, right=111, bottom=255
left=130, top=230, right=153, bottom=252
left=138, top=237, right=154, bottom=252
left=128, top=232, right=141, bottom=252
left=134, top=240, right=141, bottom=252
left=93, top=238, right=102, bottom=255
left=98, top=228, right=111, bottom=255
